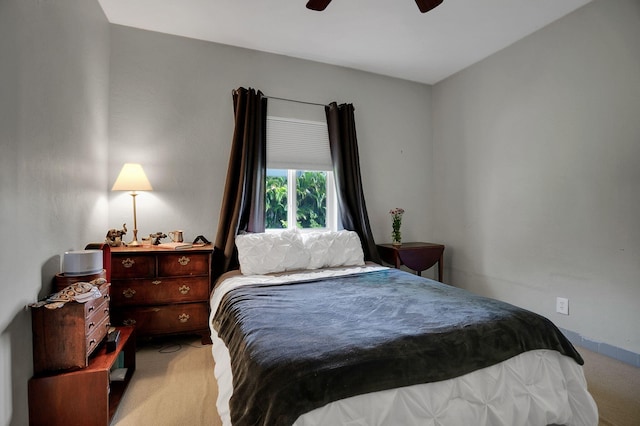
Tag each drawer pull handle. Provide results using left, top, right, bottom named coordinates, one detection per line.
left=152, top=280, right=162, bottom=285
left=178, top=256, right=190, bottom=266
left=104, top=294, right=110, bottom=301
left=178, top=313, right=190, bottom=323
left=178, top=285, right=190, bottom=295
left=123, top=319, right=136, bottom=326
left=89, top=339, right=97, bottom=348
left=88, top=322, right=95, bottom=330
left=122, top=258, right=135, bottom=268
left=123, top=288, right=136, bottom=298
left=88, top=306, right=95, bottom=313
left=104, top=308, right=109, bottom=315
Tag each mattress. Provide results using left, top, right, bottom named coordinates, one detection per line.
left=209, top=265, right=598, bottom=426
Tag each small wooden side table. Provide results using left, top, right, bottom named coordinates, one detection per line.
left=377, top=242, right=445, bottom=282
left=28, top=326, right=136, bottom=426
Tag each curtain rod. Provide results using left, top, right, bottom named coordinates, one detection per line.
left=265, top=95, right=327, bottom=108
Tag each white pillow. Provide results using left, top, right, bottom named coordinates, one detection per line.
left=302, top=230, right=365, bottom=269
left=235, top=229, right=309, bottom=275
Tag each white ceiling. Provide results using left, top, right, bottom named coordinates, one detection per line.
left=98, top=0, right=593, bottom=85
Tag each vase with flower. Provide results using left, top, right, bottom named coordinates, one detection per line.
left=389, top=208, right=404, bottom=246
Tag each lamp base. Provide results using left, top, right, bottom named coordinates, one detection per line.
left=127, top=228, right=141, bottom=247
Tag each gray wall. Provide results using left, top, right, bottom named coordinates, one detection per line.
left=107, top=26, right=435, bottom=253
left=0, top=0, right=111, bottom=424
left=432, top=0, right=640, bottom=355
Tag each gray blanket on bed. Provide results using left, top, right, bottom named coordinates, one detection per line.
left=213, top=268, right=582, bottom=426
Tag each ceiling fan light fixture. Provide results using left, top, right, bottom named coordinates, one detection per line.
left=415, top=0, right=444, bottom=13
left=306, top=0, right=332, bottom=11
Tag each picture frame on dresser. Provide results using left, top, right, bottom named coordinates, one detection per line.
left=109, top=244, right=214, bottom=344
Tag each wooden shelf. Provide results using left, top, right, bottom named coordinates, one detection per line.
left=28, top=326, right=136, bottom=426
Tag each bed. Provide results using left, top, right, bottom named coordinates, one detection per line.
left=209, top=230, right=598, bottom=426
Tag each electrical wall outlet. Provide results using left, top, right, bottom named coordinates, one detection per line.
left=556, top=297, right=569, bottom=315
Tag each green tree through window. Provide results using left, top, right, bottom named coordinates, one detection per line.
left=265, top=170, right=328, bottom=229
left=265, top=174, right=288, bottom=228
left=296, top=171, right=327, bottom=228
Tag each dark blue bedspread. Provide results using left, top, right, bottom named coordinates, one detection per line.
left=213, top=268, right=582, bottom=426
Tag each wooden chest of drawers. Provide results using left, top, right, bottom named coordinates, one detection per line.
left=109, top=245, right=213, bottom=341
left=31, top=280, right=111, bottom=374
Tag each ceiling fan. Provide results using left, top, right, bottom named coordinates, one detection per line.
left=306, top=0, right=444, bottom=13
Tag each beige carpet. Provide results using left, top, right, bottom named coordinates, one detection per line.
left=579, top=346, right=640, bottom=426
left=112, top=336, right=221, bottom=426
left=112, top=337, right=640, bottom=426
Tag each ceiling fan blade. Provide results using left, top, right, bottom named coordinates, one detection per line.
left=307, top=0, right=332, bottom=11
left=415, top=0, right=444, bottom=13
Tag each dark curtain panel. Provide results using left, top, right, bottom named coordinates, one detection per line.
left=325, top=102, right=381, bottom=263
left=213, top=87, right=267, bottom=280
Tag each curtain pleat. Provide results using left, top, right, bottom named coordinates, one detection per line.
left=325, top=102, right=381, bottom=263
left=213, top=87, right=267, bottom=280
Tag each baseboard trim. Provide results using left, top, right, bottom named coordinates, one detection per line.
left=560, top=328, right=640, bottom=368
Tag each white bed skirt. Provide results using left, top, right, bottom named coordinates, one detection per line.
left=210, top=329, right=598, bottom=426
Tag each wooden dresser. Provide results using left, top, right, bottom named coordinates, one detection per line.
left=31, top=279, right=111, bottom=374
left=109, top=245, right=213, bottom=342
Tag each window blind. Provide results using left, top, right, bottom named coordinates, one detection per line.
left=266, top=116, right=332, bottom=171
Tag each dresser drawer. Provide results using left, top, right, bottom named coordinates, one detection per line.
left=84, top=284, right=110, bottom=324
left=86, top=313, right=110, bottom=354
left=113, top=303, right=209, bottom=335
left=112, top=254, right=155, bottom=278
left=158, top=253, right=209, bottom=277
left=85, top=300, right=110, bottom=335
left=111, top=277, right=209, bottom=306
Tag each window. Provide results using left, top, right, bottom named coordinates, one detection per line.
left=265, top=169, right=337, bottom=230
left=265, top=117, right=337, bottom=231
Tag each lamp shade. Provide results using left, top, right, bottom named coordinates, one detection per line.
left=111, top=163, right=153, bottom=191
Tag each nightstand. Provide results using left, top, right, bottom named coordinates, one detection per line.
left=377, top=242, right=445, bottom=282
left=109, top=245, right=213, bottom=343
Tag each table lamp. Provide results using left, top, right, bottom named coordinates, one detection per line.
left=112, top=163, right=153, bottom=246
